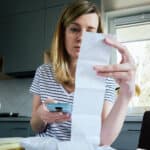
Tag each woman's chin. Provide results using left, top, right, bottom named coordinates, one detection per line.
left=71, top=56, right=79, bottom=61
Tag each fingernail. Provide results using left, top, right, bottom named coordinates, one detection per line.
left=104, top=37, right=109, bottom=42
left=59, top=112, right=63, bottom=115
left=66, top=113, right=71, bottom=117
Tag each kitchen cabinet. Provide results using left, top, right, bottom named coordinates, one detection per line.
left=0, top=117, right=34, bottom=137
left=112, top=121, right=142, bottom=150
left=0, top=0, right=46, bottom=75
left=45, top=0, right=70, bottom=7
left=0, top=0, right=45, bottom=17
left=0, top=0, right=101, bottom=75
left=0, top=0, right=66, bottom=75
left=44, top=5, right=65, bottom=49
left=1, top=10, right=45, bottom=74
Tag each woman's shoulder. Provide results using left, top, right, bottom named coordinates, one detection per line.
left=35, top=63, right=54, bottom=76
left=37, top=63, right=52, bottom=71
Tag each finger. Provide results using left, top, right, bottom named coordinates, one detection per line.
left=47, top=113, right=70, bottom=123
left=44, top=97, right=58, bottom=104
left=55, top=118, right=71, bottom=123
left=53, top=112, right=70, bottom=118
left=96, top=71, right=134, bottom=81
left=49, top=112, right=70, bottom=120
left=93, top=63, right=136, bottom=73
left=104, top=37, right=133, bottom=62
left=42, top=103, right=49, bottom=111
left=43, top=112, right=63, bottom=122
left=54, top=114, right=71, bottom=123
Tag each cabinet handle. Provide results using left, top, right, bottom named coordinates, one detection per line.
left=127, top=129, right=140, bottom=131
left=13, top=128, right=27, bottom=130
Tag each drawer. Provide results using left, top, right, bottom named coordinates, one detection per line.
left=112, top=122, right=142, bottom=150
left=0, top=121, right=30, bottom=137
left=122, top=122, right=142, bottom=131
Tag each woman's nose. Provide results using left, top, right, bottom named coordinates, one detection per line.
left=76, top=29, right=85, bottom=41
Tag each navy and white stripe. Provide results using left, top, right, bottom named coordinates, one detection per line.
left=105, top=77, right=116, bottom=102
left=30, top=64, right=116, bottom=141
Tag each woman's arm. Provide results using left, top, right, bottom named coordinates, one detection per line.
left=94, top=37, right=136, bottom=146
left=30, top=95, right=47, bottom=132
left=100, top=97, right=129, bottom=146
left=30, top=95, right=71, bottom=133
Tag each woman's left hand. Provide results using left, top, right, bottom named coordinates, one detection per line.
left=93, top=37, right=136, bottom=100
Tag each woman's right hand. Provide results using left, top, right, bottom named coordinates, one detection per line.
left=37, top=99, right=71, bottom=124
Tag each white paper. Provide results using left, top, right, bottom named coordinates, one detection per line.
left=21, top=137, right=115, bottom=150
left=21, top=137, right=58, bottom=150
left=58, top=139, right=95, bottom=150
left=58, top=141, right=116, bottom=150
left=71, top=32, right=112, bottom=145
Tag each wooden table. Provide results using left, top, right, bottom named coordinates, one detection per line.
left=0, top=137, right=25, bottom=150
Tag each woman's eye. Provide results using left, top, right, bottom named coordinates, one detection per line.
left=70, top=27, right=80, bottom=33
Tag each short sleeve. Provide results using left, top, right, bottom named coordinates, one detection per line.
left=30, top=66, right=41, bottom=95
left=104, top=78, right=117, bottom=103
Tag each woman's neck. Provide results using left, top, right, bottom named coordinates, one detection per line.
left=69, top=60, right=77, bottom=77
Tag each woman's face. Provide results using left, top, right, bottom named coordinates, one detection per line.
left=65, top=13, right=99, bottom=62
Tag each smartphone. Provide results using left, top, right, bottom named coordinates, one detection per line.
left=46, top=102, right=72, bottom=114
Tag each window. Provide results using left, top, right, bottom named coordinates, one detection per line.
left=107, top=11, right=150, bottom=115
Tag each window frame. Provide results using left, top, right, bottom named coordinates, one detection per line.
left=105, top=5, right=150, bottom=116
left=105, top=5, right=150, bottom=34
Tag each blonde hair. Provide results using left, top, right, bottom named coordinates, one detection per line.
left=50, top=0, right=103, bottom=86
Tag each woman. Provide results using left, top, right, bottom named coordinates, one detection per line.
left=30, top=0, right=136, bottom=146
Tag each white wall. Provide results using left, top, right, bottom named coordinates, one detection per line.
left=0, top=78, right=33, bottom=116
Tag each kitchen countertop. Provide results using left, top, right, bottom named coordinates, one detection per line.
left=125, top=115, right=143, bottom=122
left=0, top=115, right=143, bottom=122
left=0, top=137, right=25, bottom=150
left=0, top=116, right=31, bottom=121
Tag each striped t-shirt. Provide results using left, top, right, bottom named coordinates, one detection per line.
left=30, top=64, right=116, bottom=141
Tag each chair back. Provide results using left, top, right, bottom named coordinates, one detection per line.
left=138, top=111, right=150, bottom=149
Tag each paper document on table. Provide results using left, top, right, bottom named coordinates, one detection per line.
left=58, top=140, right=116, bottom=150
left=71, top=32, right=112, bottom=145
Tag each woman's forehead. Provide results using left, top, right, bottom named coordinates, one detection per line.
left=70, top=13, right=99, bottom=28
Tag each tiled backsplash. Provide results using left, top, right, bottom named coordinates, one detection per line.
left=0, top=78, right=33, bottom=116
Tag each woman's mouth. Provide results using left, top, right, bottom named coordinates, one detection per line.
left=74, top=46, right=80, bottom=52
